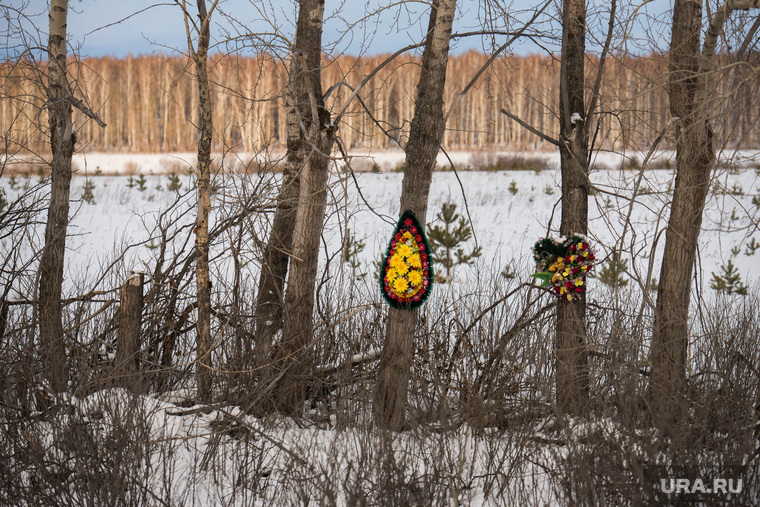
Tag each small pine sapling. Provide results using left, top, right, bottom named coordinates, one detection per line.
left=625, top=157, right=640, bottom=171
left=81, top=179, right=96, bottom=204
left=342, top=227, right=366, bottom=280
left=427, top=202, right=482, bottom=283
left=508, top=180, right=518, bottom=195
left=167, top=173, right=182, bottom=192
left=745, top=237, right=759, bottom=256
left=592, top=250, right=628, bottom=288
left=210, top=177, right=221, bottom=195
left=501, top=265, right=516, bottom=280
left=710, top=259, right=748, bottom=295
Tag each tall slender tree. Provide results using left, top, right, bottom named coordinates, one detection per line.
left=38, top=0, right=105, bottom=392
left=252, top=130, right=300, bottom=377
left=38, top=0, right=73, bottom=393
left=555, top=0, right=590, bottom=414
left=265, top=0, right=337, bottom=416
left=251, top=9, right=313, bottom=396
left=373, top=0, right=458, bottom=431
left=179, top=0, right=219, bottom=402
left=649, top=0, right=760, bottom=423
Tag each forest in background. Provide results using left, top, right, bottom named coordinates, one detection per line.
left=3, top=50, right=759, bottom=155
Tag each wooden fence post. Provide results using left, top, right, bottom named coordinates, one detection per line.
left=114, top=273, right=144, bottom=390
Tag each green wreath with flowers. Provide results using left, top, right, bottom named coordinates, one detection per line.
left=379, top=210, right=434, bottom=310
left=531, top=235, right=596, bottom=301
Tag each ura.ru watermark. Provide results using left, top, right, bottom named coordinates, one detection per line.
left=659, top=477, right=742, bottom=495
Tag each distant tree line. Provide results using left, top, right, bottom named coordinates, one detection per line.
left=3, top=50, right=759, bottom=155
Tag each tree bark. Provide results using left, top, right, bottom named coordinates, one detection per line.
left=187, top=0, right=215, bottom=402
left=556, top=0, right=590, bottom=415
left=268, top=0, right=337, bottom=417
left=114, top=273, right=144, bottom=391
left=38, top=0, right=73, bottom=393
left=649, top=0, right=715, bottom=422
left=373, top=0, right=458, bottom=431
left=252, top=135, right=301, bottom=370
left=249, top=167, right=299, bottom=414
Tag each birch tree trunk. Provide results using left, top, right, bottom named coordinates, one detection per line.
left=38, top=0, right=73, bottom=393
left=183, top=0, right=217, bottom=402
left=373, top=0, right=458, bottom=431
left=268, top=0, right=337, bottom=417
left=556, top=0, right=590, bottom=414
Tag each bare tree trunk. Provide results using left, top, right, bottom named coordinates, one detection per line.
left=183, top=0, right=217, bottom=402
left=267, top=0, right=337, bottom=417
left=251, top=4, right=322, bottom=406
left=249, top=168, right=299, bottom=414
left=373, top=0, right=457, bottom=431
left=556, top=0, right=590, bottom=414
left=253, top=145, right=300, bottom=368
left=649, top=0, right=714, bottom=422
left=38, top=0, right=73, bottom=393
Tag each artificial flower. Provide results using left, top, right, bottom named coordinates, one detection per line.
left=531, top=234, right=595, bottom=301
left=407, top=269, right=423, bottom=286
left=380, top=210, right=434, bottom=309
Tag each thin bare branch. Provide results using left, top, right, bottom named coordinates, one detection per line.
left=500, top=107, right=560, bottom=146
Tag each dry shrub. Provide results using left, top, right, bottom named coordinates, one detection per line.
left=1, top=160, right=38, bottom=177
left=469, top=150, right=552, bottom=172
left=235, top=156, right=261, bottom=174
left=541, top=289, right=760, bottom=506
left=123, top=160, right=139, bottom=175
left=160, top=157, right=190, bottom=175
left=231, top=153, right=288, bottom=174
left=345, top=158, right=374, bottom=172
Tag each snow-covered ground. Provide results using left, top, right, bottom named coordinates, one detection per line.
left=3, top=149, right=759, bottom=505
left=3, top=149, right=758, bottom=296
left=14, top=386, right=563, bottom=505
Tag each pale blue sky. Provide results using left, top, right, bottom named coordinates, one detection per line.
left=9, top=0, right=512, bottom=57
left=5, top=0, right=670, bottom=59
